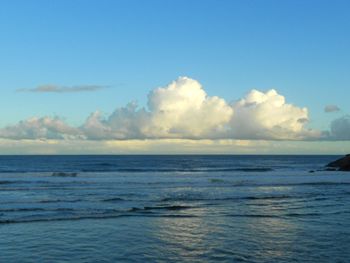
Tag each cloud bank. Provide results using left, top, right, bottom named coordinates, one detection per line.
left=2, top=77, right=348, bottom=141
left=0, top=117, right=80, bottom=140
left=17, top=84, right=107, bottom=93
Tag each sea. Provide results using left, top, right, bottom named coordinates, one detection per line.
left=0, top=155, right=349, bottom=263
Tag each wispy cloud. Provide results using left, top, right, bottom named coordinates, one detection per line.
left=17, top=84, right=108, bottom=93
left=324, top=105, right=340, bottom=113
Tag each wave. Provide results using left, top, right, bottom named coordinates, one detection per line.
left=226, top=210, right=350, bottom=218
left=101, top=197, right=126, bottom=202
left=0, top=180, right=51, bottom=185
left=39, top=199, right=83, bottom=203
left=0, top=207, right=77, bottom=213
left=0, top=208, right=197, bottom=224
left=0, top=170, right=30, bottom=174
left=77, top=167, right=274, bottom=173
left=95, top=162, right=115, bottom=167
left=293, top=182, right=350, bottom=186
left=0, top=208, right=47, bottom=212
left=2, top=209, right=347, bottom=225
left=160, top=192, right=336, bottom=202
left=0, top=186, right=115, bottom=191
left=0, top=181, right=16, bottom=185
left=228, top=181, right=350, bottom=188
left=0, top=168, right=274, bottom=173
left=2, top=191, right=339, bottom=206
left=143, top=205, right=193, bottom=211
left=0, top=205, right=194, bottom=216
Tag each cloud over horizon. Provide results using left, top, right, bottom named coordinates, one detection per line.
left=17, top=84, right=108, bottom=93
left=2, top=77, right=349, bottom=141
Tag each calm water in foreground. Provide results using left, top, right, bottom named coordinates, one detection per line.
left=0, top=155, right=349, bottom=262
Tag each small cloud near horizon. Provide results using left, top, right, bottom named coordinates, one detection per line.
left=17, top=84, right=108, bottom=93
left=324, top=105, right=340, bottom=113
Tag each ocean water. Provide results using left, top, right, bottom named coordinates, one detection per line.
left=0, top=155, right=350, bottom=262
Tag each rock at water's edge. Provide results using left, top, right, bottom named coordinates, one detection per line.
left=326, top=154, right=350, bottom=171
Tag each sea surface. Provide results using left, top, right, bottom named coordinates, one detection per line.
left=0, top=155, right=350, bottom=262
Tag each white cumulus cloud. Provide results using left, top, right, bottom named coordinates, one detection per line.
left=80, top=78, right=319, bottom=140
left=81, top=77, right=233, bottom=140
left=229, top=89, right=319, bottom=140
left=145, top=77, right=233, bottom=138
left=82, top=103, right=150, bottom=140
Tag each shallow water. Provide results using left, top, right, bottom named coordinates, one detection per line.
left=1, top=155, right=350, bottom=262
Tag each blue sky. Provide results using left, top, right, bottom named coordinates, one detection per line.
left=0, top=0, right=349, bottom=153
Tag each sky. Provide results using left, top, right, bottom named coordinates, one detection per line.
left=0, top=0, right=349, bottom=154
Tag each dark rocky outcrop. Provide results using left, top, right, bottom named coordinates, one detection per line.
left=326, top=154, right=350, bottom=171
left=52, top=172, right=78, bottom=177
